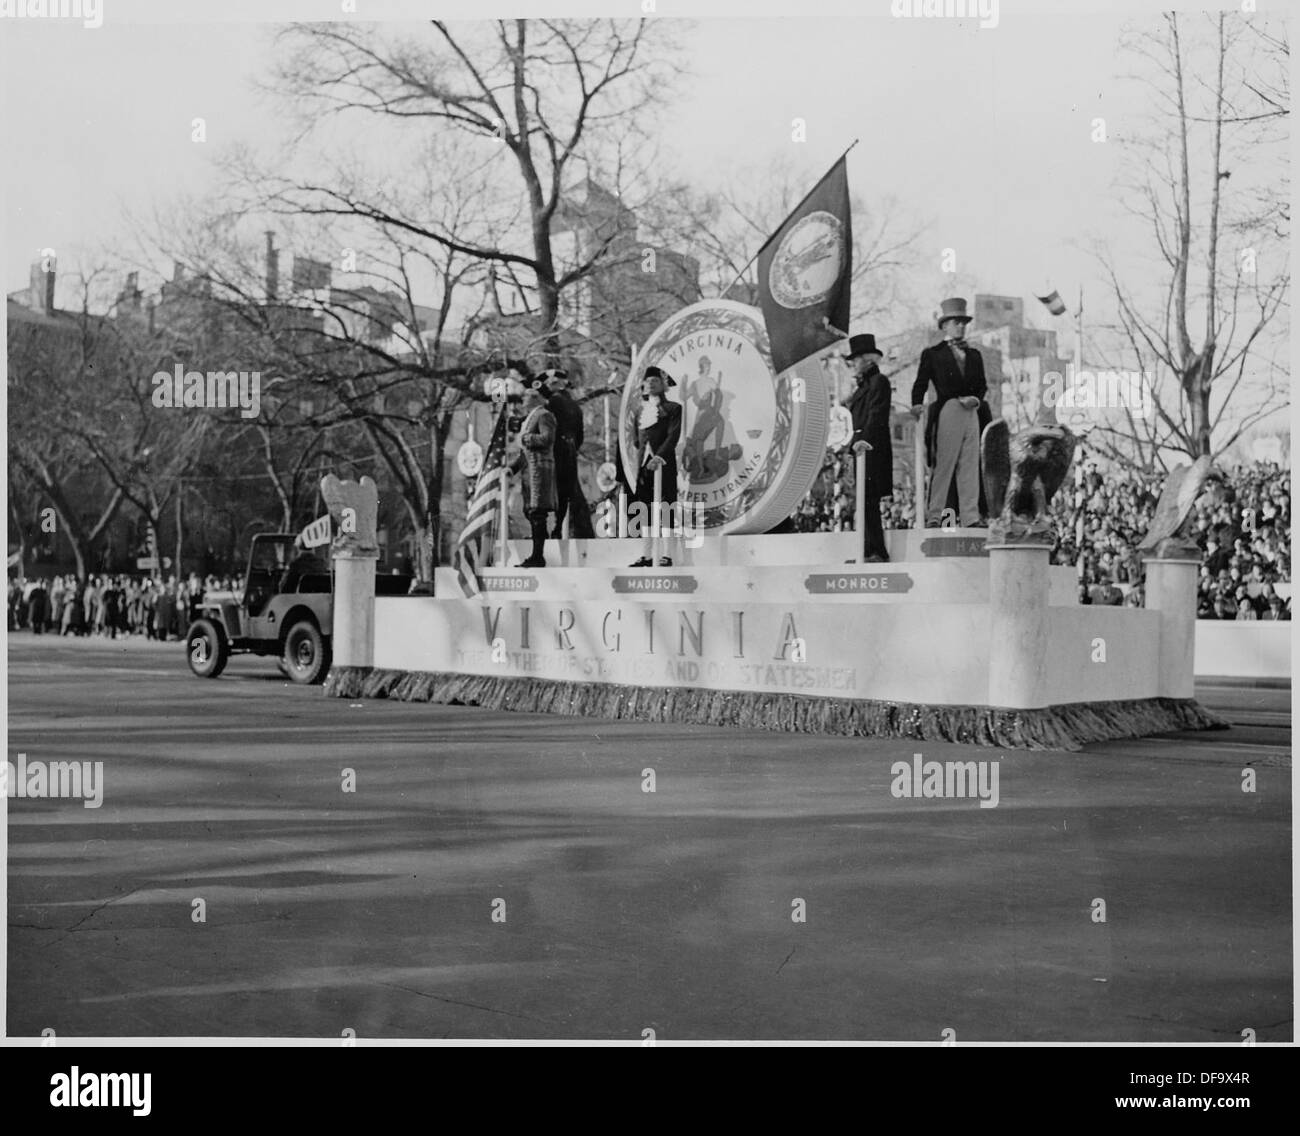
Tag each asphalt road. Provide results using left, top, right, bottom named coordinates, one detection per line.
left=4, top=634, right=1292, bottom=1042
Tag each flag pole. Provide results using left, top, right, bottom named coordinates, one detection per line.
left=1074, top=285, right=1086, bottom=587
left=1074, top=285, right=1084, bottom=375
left=722, top=139, right=860, bottom=300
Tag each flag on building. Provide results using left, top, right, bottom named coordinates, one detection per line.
left=755, top=155, right=853, bottom=374
left=292, top=254, right=333, bottom=292
left=455, top=407, right=510, bottom=597
left=1037, top=290, right=1067, bottom=316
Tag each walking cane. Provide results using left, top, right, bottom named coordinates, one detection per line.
left=853, top=440, right=870, bottom=564
left=651, top=461, right=664, bottom=567
left=913, top=401, right=927, bottom=528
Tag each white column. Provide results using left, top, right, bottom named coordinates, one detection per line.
left=331, top=548, right=377, bottom=670
left=1143, top=557, right=1198, bottom=699
left=987, top=543, right=1052, bottom=709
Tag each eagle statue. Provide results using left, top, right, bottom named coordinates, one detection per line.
left=980, top=416, right=1077, bottom=544
left=1137, top=456, right=1227, bottom=561
left=320, top=474, right=380, bottom=555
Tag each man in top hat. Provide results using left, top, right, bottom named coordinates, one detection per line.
left=911, top=297, right=988, bottom=528
left=538, top=368, right=596, bottom=540
left=629, top=364, right=682, bottom=567
left=843, top=333, right=893, bottom=562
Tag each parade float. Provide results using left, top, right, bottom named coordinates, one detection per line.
left=319, top=153, right=1225, bottom=751
left=318, top=297, right=1225, bottom=752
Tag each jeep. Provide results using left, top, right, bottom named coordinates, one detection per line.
left=184, top=533, right=410, bottom=683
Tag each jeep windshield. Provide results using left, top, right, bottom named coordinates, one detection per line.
left=245, top=534, right=296, bottom=615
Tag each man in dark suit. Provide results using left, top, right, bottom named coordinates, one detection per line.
left=910, top=297, right=987, bottom=528
left=540, top=369, right=595, bottom=539
left=843, top=333, right=893, bottom=562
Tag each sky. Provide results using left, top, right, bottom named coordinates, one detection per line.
left=0, top=0, right=1289, bottom=350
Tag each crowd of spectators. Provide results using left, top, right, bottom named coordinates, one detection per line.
left=9, top=461, right=1289, bottom=626
left=794, top=451, right=921, bottom=533
left=793, top=454, right=1290, bottom=619
left=8, top=574, right=241, bottom=638
left=1054, top=460, right=1290, bottom=620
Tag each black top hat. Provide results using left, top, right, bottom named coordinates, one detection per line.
left=937, top=297, right=974, bottom=326
left=643, top=365, right=676, bottom=387
left=843, top=333, right=882, bottom=360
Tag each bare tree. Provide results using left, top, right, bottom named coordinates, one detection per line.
left=645, top=154, right=926, bottom=326
left=170, top=19, right=686, bottom=576
left=61, top=304, right=223, bottom=580
left=265, top=18, right=681, bottom=359
left=8, top=271, right=127, bottom=579
left=1097, top=11, right=1289, bottom=466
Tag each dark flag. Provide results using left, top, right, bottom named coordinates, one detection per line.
left=455, top=408, right=510, bottom=597
left=1037, top=290, right=1067, bottom=316
left=756, top=156, right=853, bottom=374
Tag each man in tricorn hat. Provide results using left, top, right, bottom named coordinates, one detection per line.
left=538, top=368, right=595, bottom=539
left=910, top=297, right=987, bottom=528
left=629, top=364, right=682, bottom=567
left=843, top=333, right=893, bottom=562
left=508, top=378, right=558, bottom=568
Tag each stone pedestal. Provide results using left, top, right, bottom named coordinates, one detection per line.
left=1143, top=557, right=1198, bottom=699
left=987, top=543, right=1052, bottom=710
left=332, top=548, right=378, bottom=670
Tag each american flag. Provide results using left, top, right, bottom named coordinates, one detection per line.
left=455, top=407, right=509, bottom=597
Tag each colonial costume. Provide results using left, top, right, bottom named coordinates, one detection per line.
left=629, top=365, right=682, bottom=567
left=541, top=369, right=594, bottom=540
left=510, top=381, right=558, bottom=568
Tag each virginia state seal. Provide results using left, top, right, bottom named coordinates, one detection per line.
left=620, top=300, right=829, bottom=535
left=767, top=210, right=846, bottom=310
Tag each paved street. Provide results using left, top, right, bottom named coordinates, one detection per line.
left=5, top=634, right=1291, bottom=1042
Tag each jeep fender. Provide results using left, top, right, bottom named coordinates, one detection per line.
left=277, top=603, right=331, bottom=651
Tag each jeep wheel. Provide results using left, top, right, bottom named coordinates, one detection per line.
left=282, top=620, right=330, bottom=684
left=186, top=618, right=229, bottom=678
